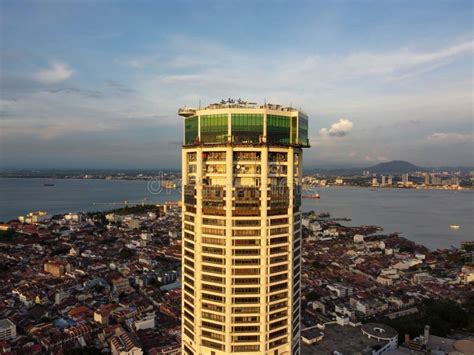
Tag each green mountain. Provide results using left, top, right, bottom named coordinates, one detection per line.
left=367, top=160, right=424, bottom=174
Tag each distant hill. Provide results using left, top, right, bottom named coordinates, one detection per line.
left=310, top=160, right=425, bottom=176
left=367, top=160, right=424, bottom=174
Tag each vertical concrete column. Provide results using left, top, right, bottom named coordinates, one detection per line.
left=225, top=146, right=233, bottom=351
left=288, top=147, right=295, bottom=208
left=293, top=148, right=303, bottom=353
left=298, top=149, right=303, bottom=185
left=181, top=148, right=187, bottom=352
left=195, top=147, right=203, bottom=351
left=259, top=147, right=268, bottom=353
left=197, top=115, right=201, bottom=142
left=228, top=112, right=232, bottom=143
left=287, top=147, right=295, bottom=348
left=263, top=112, right=267, bottom=143
left=296, top=115, right=299, bottom=145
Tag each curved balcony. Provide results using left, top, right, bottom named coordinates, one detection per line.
left=203, top=185, right=226, bottom=216
left=233, top=151, right=261, bottom=161
left=178, top=107, right=196, bottom=117
left=233, top=187, right=260, bottom=216
left=184, top=185, right=196, bottom=205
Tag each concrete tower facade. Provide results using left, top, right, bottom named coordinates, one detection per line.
left=179, top=101, right=309, bottom=355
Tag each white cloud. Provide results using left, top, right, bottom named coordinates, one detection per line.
left=320, top=119, right=354, bottom=137
left=33, top=62, right=74, bottom=84
left=426, top=132, right=473, bottom=143
left=127, top=59, right=150, bottom=69
left=341, top=41, right=473, bottom=80
left=117, top=54, right=160, bottom=69
left=140, top=38, right=473, bottom=123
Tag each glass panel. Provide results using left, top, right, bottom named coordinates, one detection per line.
left=231, top=113, right=264, bottom=144
left=291, top=116, right=297, bottom=144
left=298, top=114, right=309, bottom=147
left=267, top=115, right=291, bottom=144
left=185, top=116, right=198, bottom=145
left=201, top=114, right=228, bottom=143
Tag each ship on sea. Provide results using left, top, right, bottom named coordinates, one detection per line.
left=450, top=224, right=460, bottom=230
left=43, top=183, right=55, bottom=187
left=303, top=193, right=320, bottom=199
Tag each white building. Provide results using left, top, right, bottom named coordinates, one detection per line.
left=18, top=211, right=49, bottom=224
left=361, top=323, right=398, bottom=354
left=134, top=312, right=155, bottom=331
left=0, top=319, right=16, bottom=341
left=393, top=258, right=422, bottom=270
left=64, top=213, right=82, bottom=222
left=460, top=265, right=474, bottom=284
left=327, top=283, right=354, bottom=298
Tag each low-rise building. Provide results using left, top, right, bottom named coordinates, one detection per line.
left=377, top=274, right=394, bottom=286
left=110, top=329, right=143, bottom=355
left=0, top=319, right=16, bottom=341
left=134, top=312, right=155, bottom=331
left=301, top=322, right=398, bottom=355
left=112, top=277, right=132, bottom=294
left=18, top=211, right=49, bottom=224
left=327, top=283, right=354, bottom=298
left=44, top=261, right=72, bottom=277
left=460, top=265, right=474, bottom=284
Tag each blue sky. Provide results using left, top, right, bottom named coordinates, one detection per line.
left=1, top=0, right=473, bottom=168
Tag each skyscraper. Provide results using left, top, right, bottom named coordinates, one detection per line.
left=179, top=100, right=309, bottom=355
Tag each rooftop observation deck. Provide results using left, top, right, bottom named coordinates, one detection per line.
left=179, top=99, right=310, bottom=147
left=178, top=99, right=304, bottom=117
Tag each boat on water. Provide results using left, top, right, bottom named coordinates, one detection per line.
left=43, top=183, right=55, bottom=187
left=450, top=224, right=460, bottom=230
left=303, top=193, right=320, bottom=199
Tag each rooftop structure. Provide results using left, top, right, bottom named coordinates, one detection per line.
left=0, top=319, right=16, bottom=341
left=301, top=323, right=398, bottom=355
left=179, top=99, right=309, bottom=147
left=110, top=329, right=143, bottom=355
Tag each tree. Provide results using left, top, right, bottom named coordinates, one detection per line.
left=91, top=284, right=105, bottom=293
left=119, top=248, right=134, bottom=259
left=306, top=291, right=320, bottom=301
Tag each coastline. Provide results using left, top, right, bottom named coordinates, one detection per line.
left=1, top=178, right=472, bottom=250
left=1, top=175, right=472, bottom=190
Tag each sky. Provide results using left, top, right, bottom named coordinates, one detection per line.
left=1, top=0, right=473, bottom=169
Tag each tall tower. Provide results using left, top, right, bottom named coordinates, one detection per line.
left=179, top=101, right=309, bottom=355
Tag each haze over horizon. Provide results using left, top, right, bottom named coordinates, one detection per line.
left=1, top=159, right=473, bottom=172
left=1, top=0, right=473, bottom=169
